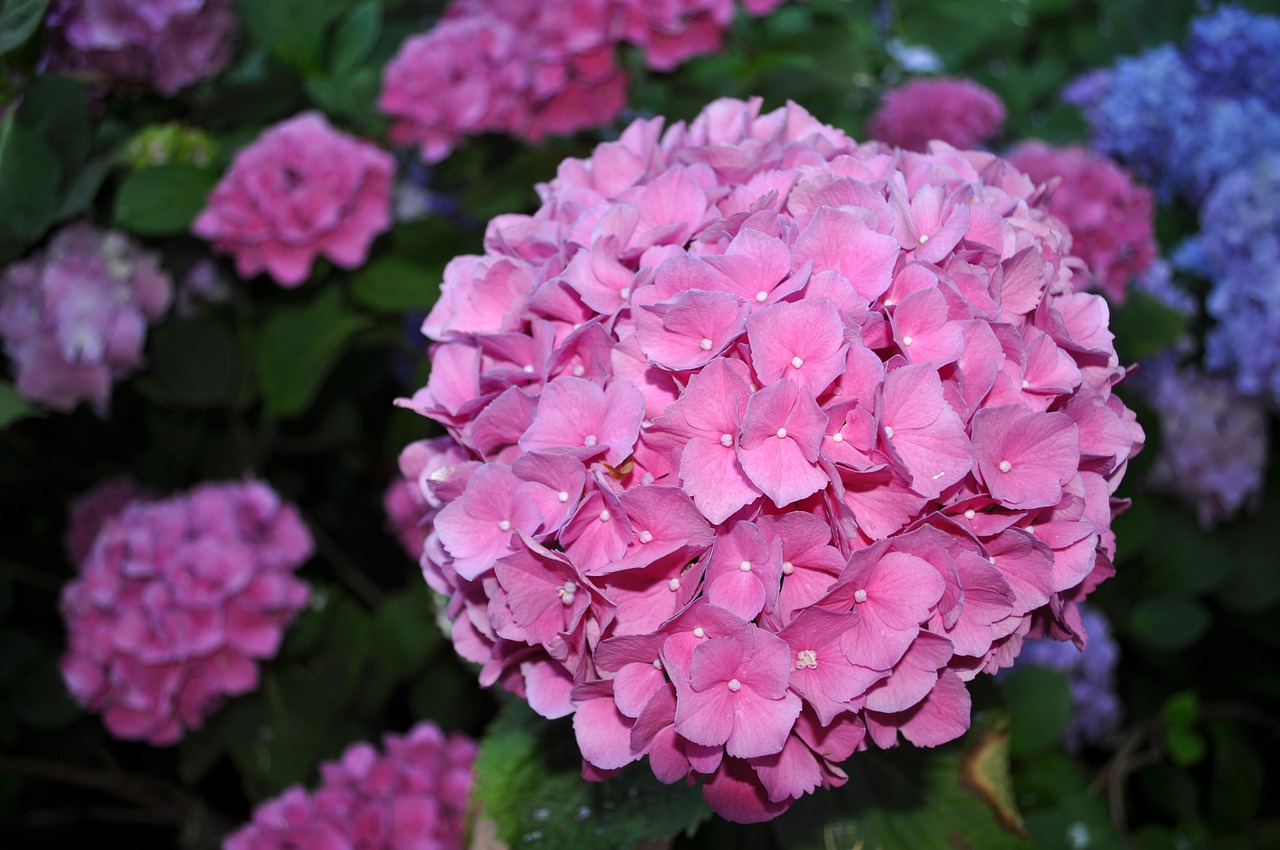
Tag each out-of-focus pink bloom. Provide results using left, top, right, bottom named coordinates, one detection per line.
left=64, top=476, right=153, bottom=564
left=395, top=96, right=1141, bottom=821
left=45, top=0, right=238, bottom=96
left=0, top=222, right=172, bottom=415
left=379, top=0, right=789, bottom=162
left=193, top=112, right=395, bottom=287
left=1006, top=141, right=1157, bottom=302
left=59, top=480, right=313, bottom=745
left=225, top=720, right=477, bottom=850
left=869, top=77, right=1006, bottom=152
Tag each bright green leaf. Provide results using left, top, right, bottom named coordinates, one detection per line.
left=1162, top=691, right=1206, bottom=767
left=1000, top=666, right=1073, bottom=756
left=1128, top=594, right=1210, bottom=652
left=113, top=164, right=218, bottom=236
left=349, top=257, right=442, bottom=312
left=0, top=0, right=47, bottom=56
left=255, top=287, right=368, bottom=418
left=0, top=380, right=41, bottom=428
left=773, top=720, right=1034, bottom=850
left=474, top=700, right=710, bottom=850
left=330, top=0, right=380, bottom=77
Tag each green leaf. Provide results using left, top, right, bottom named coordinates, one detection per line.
left=145, top=317, right=246, bottom=408
left=999, top=666, right=1072, bottom=756
left=255, top=287, right=368, bottom=418
left=0, top=0, right=47, bottom=56
left=1161, top=691, right=1205, bottom=767
left=56, top=157, right=113, bottom=222
left=357, top=582, right=442, bottom=714
left=1208, top=720, right=1264, bottom=831
left=303, top=67, right=382, bottom=129
left=330, top=0, right=380, bottom=77
left=112, top=164, right=218, bottom=236
left=474, top=700, right=710, bottom=849
left=1128, top=593, right=1210, bottom=652
left=0, top=119, right=63, bottom=260
left=1015, top=751, right=1126, bottom=850
left=0, top=380, right=41, bottom=428
left=15, top=75, right=91, bottom=169
left=773, top=719, right=1033, bottom=850
left=234, top=0, right=354, bottom=75
left=349, top=257, right=442, bottom=312
left=1108, top=289, right=1190, bottom=363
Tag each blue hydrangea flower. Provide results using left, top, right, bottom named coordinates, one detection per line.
left=1185, top=5, right=1280, bottom=109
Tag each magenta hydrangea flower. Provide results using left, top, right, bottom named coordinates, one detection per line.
left=379, top=0, right=788, bottom=162
left=224, top=720, right=477, bottom=850
left=397, top=97, right=1141, bottom=822
left=45, top=0, right=238, bottom=96
left=193, top=112, right=395, bottom=287
left=59, top=480, right=313, bottom=745
left=869, top=77, right=1007, bottom=152
left=0, top=222, right=172, bottom=415
left=1006, top=141, right=1157, bottom=302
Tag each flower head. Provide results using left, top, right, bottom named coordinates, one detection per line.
left=193, top=112, right=395, bottom=287
left=225, top=720, right=477, bottom=850
left=59, top=480, right=313, bottom=745
left=869, top=77, right=1006, bottom=152
left=397, top=97, right=1140, bottom=821
left=45, top=0, right=237, bottom=96
left=0, top=222, right=172, bottom=414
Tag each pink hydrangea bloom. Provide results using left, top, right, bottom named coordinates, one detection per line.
left=379, top=0, right=787, bottom=162
left=45, top=0, right=237, bottom=96
left=869, top=77, right=1006, bottom=152
left=59, top=480, right=313, bottom=745
left=1006, top=141, right=1156, bottom=302
left=64, top=476, right=153, bottom=564
left=0, top=222, right=172, bottom=415
left=193, top=112, right=395, bottom=287
left=396, top=97, right=1141, bottom=822
left=224, top=720, right=477, bottom=850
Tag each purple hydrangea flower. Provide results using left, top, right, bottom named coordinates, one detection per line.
left=45, top=0, right=238, bottom=96
left=0, top=222, right=172, bottom=415
left=1019, top=606, right=1121, bottom=750
left=1185, top=5, right=1280, bottom=110
left=1135, top=355, right=1270, bottom=527
left=59, top=480, right=313, bottom=745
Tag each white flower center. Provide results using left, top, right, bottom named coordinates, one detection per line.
left=1022, top=379, right=1030, bottom=388
left=653, top=659, right=663, bottom=669
left=755, top=290, right=768, bottom=303
left=619, top=287, right=631, bottom=299
left=775, top=427, right=788, bottom=439
left=557, top=581, right=577, bottom=605
left=853, top=588, right=868, bottom=604
left=781, top=560, right=794, bottom=575
left=902, top=335, right=913, bottom=346
left=668, top=577, right=681, bottom=591
left=918, top=234, right=930, bottom=244
left=727, top=678, right=742, bottom=692
left=720, top=433, right=734, bottom=447
left=699, top=338, right=714, bottom=351
left=998, top=459, right=1013, bottom=473
left=795, top=650, right=818, bottom=670
left=522, top=364, right=535, bottom=373
left=598, top=509, right=611, bottom=522
left=964, top=509, right=976, bottom=519
left=583, top=434, right=598, bottom=447
left=884, top=425, right=895, bottom=439
left=498, top=519, right=512, bottom=531
left=572, top=364, right=585, bottom=377
left=693, top=627, right=705, bottom=638
left=791, top=356, right=804, bottom=368
left=638, top=530, right=654, bottom=544
left=739, top=560, right=752, bottom=572
left=557, top=490, right=570, bottom=502
left=831, top=432, right=844, bottom=443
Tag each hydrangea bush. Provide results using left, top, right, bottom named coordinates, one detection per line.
left=59, top=480, right=314, bottom=745
left=398, top=96, right=1141, bottom=821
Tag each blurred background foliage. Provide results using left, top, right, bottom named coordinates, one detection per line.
left=2, top=0, right=1278, bottom=848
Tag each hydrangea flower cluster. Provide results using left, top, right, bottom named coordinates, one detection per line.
left=1006, top=142, right=1156, bottom=303
left=379, top=0, right=787, bottom=163
left=44, top=0, right=238, bottom=96
left=0, top=222, right=172, bottom=414
left=64, top=476, right=153, bottom=564
left=868, top=77, right=1006, bottom=153
left=1066, top=6, right=1280, bottom=203
left=398, top=97, right=1141, bottom=821
left=1018, top=605, right=1121, bottom=751
left=193, top=112, right=395, bottom=287
left=59, top=480, right=313, bottom=745
left=224, top=720, right=476, bottom=850
left=1133, top=355, right=1270, bottom=527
